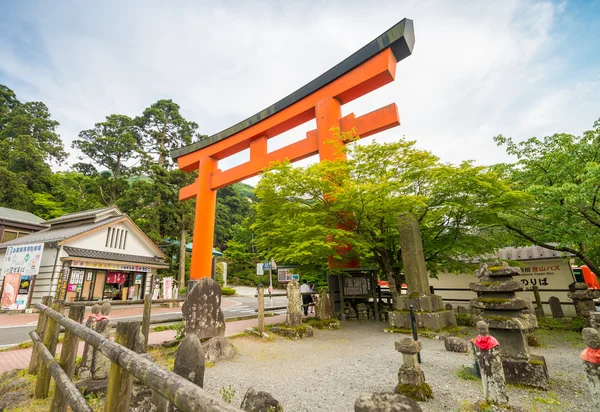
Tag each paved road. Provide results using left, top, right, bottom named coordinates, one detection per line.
left=0, top=295, right=288, bottom=348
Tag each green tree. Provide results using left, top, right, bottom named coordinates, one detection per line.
left=136, top=99, right=198, bottom=168
left=0, top=85, right=66, bottom=212
left=252, top=137, right=518, bottom=292
left=494, top=118, right=600, bottom=275
left=214, top=183, right=253, bottom=250
left=73, top=114, right=140, bottom=204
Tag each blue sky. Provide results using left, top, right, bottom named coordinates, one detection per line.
left=1, top=0, right=599, bottom=176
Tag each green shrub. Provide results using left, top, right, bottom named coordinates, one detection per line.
left=219, top=385, right=236, bottom=404
left=174, top=322, right=185, bottom=340
left=179, top=287, right=187, bottom=296
left=222, top=287, right=236, bottom=296
left=456, top=313, right=474, bottom=327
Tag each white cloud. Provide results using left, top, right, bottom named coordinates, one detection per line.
left=0, top=0, right=599, bottom=178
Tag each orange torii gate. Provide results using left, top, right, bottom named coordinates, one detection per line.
left=171, top=18, right=415, bottom=282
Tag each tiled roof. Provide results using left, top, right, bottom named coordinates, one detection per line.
left=494, top=245, right=574, bottom=261
left=0, top=216, right=123, bottom=249
left=0, top=207, right=46, bottom=226
left=43, top=206, right=120, bottom=225
left=63, top=246, right=167, bottom=267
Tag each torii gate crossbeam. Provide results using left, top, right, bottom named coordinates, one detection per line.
left=171, top=18, right=415, bottom=281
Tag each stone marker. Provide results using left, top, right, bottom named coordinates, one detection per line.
left=388, top=213, right=456, bottom=331
left=286, top=279, right=302, bottom=327
left=580, top=327, right=600, bottom=409
left=354, top=393, right=422, bottom=412
left=395, top=338, right=433, bottom=401
left=174, top=334, right=205, bottom=387
left=76, top=303, right=101, bottom=379
left=444, top=336, right=468, bottom=353
left=444, top=303, right=453, bottom=311
left=240, top=387, right=282, bottom=412
left=473, top=321, right=508, bottom=405
left=470, top=262, right=548, bottom=389
left=182, top=278, right=226, bottom=340
left=92, top=302, right=112, bottom=380
left=315, top=289, right=333, bottom=320
left=568, top=282, right=600, bottom=319
left=202, top=336, right=236, bottom=363
left=548, top=296, right=564, bottom=319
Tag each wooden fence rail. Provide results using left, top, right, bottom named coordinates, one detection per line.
left=33, top=301, right=242, bottom=412
left=29, top=330, right=92, bottom=412
left=64, top=297, right=185, bottom=307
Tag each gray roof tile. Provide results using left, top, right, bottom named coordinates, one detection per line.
left=63, top=246, right=167, bottom=267
left=0, top=216, right=123, bottom=249
left=43, top=206, right=119, bottom=224
left=0, top=207, right=46, bottom=225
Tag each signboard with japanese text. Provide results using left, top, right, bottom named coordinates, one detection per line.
left=71, top=260, right=153, bottom=273
left=256, top=263, right=264, bottom=276
left=511, top=260, right=575, bottom=290
left=163, top=277, right=173, bottom=300
left=1, top=243, right=44, bottom=310
left=1, top=243, right=44, bottom=278
left=277, top=268, right=298, bottom=283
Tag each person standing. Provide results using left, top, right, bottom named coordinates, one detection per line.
left=300, top=280, right=311, bottom=316
left=308, top=283, right=316, bottom=314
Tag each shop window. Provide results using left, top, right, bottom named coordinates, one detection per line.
left=1, top=231, right=18, bottom=242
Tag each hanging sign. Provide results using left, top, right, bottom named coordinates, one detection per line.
left=1, top=243, right=44, bottom=310
left=163, top=277, right=173, bottom=300
left=71, top=260, right=153, bottom=272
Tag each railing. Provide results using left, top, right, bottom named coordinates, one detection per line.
left=64, top=297, right=186, bottom=307
left=28, top=296, right=242, bottom=412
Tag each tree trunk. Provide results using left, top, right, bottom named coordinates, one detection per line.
left=178, top=229, right=186, bottom=288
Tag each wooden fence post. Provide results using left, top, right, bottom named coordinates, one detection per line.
left=50, top=304, right=86, bottom=412
left=35, top=299, right=65, bottom=399
left=141, top=293, right=152, bottom=351
left=532, top=286, right=545, bottom=319
left=29, top=295, right=53, bottom=375
left=257, top=285, right=265, bottom=334
left=105, top=321, right=140, bottom=412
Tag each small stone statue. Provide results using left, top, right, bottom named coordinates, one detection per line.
left=91, top=302, right=112, bottom=380
left=473, top=321, right=508, bottom=405
left=581, top=327, right=600, bottom=409
left=76, top=303, right=102, bottom=379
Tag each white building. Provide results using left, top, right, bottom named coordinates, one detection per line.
left=0, top=206, right=168, bottom=306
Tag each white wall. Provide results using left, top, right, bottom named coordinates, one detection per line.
left=429, top=258, right=577, bottom=317
left=65, top=220, right=159, bottom=258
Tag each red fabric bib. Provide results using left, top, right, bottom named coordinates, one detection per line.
left=474, top=335, right=499, bottom=350
left=92, top=314, right=109, bottom=322
left=580, top=348, right=600, bottom=364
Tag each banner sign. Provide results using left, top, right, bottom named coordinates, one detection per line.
left=163, top=277, right=173, bottom=300
left=71, top=260, right=153, bottom=273
left=1, top=243, right=44, bottom=310
left=2, top=243, right=44, bottom=277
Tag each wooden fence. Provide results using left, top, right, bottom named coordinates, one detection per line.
left=28, top=295, right=242, bottom=412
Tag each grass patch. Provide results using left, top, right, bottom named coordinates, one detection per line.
left=456, top=313, right=474, bottom=327
left=303, top=318, right=340, bottom=330
left=456, top=365, right=480, bottom=381
left=535, top=328, right=583, bottom=348
left=148, top=344, right=179, bottom=371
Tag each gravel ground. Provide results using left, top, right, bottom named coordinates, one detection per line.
left=203, top=323, right=591, bottom=411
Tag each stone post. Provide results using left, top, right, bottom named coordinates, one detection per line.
left=388, top=214, right=456, bottom=331
left=473, top=321, right=508, bottom=405
left=580, top=328, right=600, bottom=410
left=398, top=214, right=429, bottom=295
left=286, top=279, right=302, bottom=327
left=470, top=262, right=548, bottom=389
left=548, top=296, right=564, bottom=319
left=394, top=338, right=433, bottom=401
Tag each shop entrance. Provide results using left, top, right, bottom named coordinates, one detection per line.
left=103, top=271, right=146, bottom=300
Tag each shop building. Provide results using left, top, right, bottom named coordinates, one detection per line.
left=0, top=206, right=167, bottom=307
